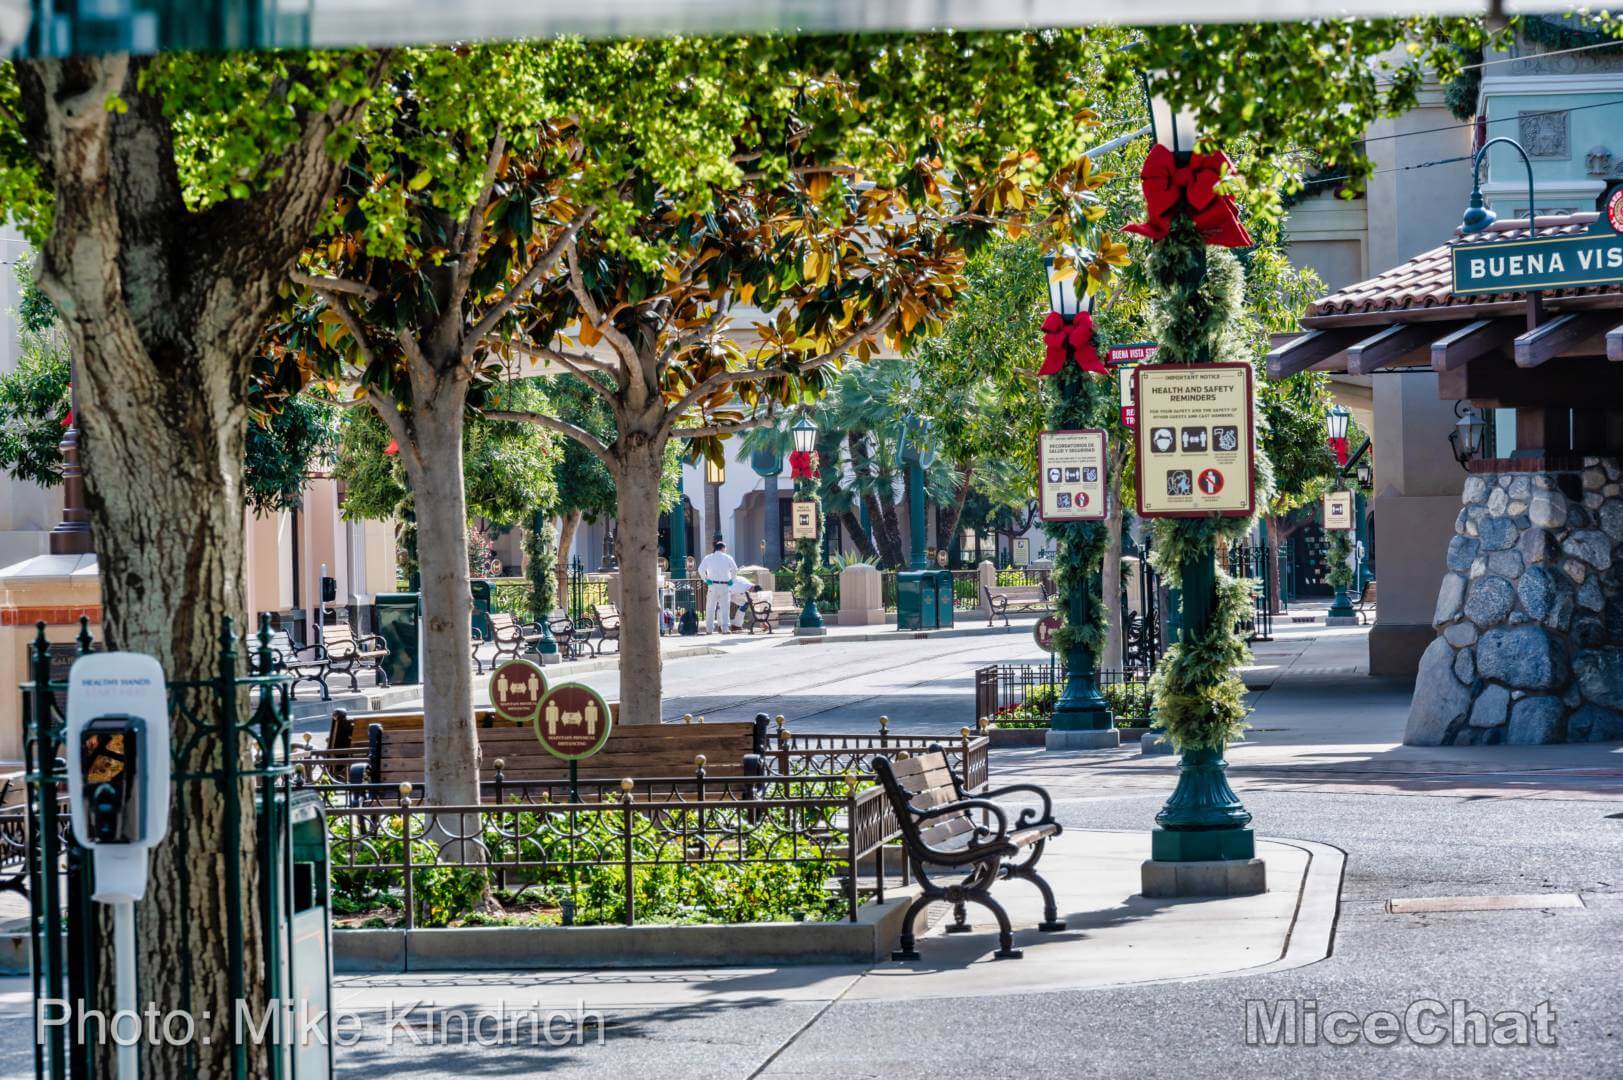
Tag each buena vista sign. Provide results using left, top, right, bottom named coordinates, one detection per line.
left=1451, top=189, right=1623, bottom=296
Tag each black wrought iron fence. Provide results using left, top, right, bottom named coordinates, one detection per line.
left=973, top=663, right=1154, bottom=726
left=323, top=772, right=906, bottom=928
left=23, top=615, right=298, bottom=1080
left=1227, top=543, right=1275, bottom=642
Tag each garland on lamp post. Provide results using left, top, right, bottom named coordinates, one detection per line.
left=790, top=414, right=825, bottom=633
left=1138, top=213, right=1276, bottom=863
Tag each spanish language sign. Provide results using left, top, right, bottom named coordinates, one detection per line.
left=489, top=658, right=547, bottom=723
left=1323, top=490, right=1355, bottom=531
left=1134, top=363, right=1255, bottom=518
left=1038, top=428, right=1107, bottom=522
left=534, top=681, right=613, bottom=760
left=1451, top=189, right=1623, bottom=295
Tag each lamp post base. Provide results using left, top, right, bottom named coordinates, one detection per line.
left=793, top=625, right=828, bottom=638
left=1045, top=727, right=1120, bottom=750
left=1141, top=855, right=1266, bottom=898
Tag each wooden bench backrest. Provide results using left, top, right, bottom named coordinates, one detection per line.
left=989, top=584, right=1046, bottom=599
left=765, top=591, right=795, bottom=610
left=489, top=612, right=518, bottom=632
left=1361, top=581, right=1377, bottom=603
left=592, top=603, right=620, bottom=623
left=354, top=710, right=764, bottom=784
left=322, top=624, right=358, bottom=652
left=885, top=749, right=974, bottom=848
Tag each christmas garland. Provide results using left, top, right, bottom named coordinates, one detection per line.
left=1045, top=361, right=1109, bottom=657
left=1325, top=528, right=1354, bottom=591
left=1140, top=215, right=1276, bottom=751
left=792, top=476, right=824, bottom=610
left=525, top=515, right=557, bottom=619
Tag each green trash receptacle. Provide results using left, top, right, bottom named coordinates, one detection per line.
left=470, top=578, right=493, bottom=640
left=374, top=592, right=421, bottom=685
left=896, top=571, right=939, bottom=631
left=933, top=569, right=956, bottom=628
left=288, top=788, right=334, bottom=1077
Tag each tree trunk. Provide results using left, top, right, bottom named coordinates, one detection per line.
left=1267, top=514, right=1285, bottom=614
left=398, top=382, right=481, bottom=807
left=556, top=510, right=582, bottom=612
left=17, top=51, right=379, bottom=1079
left=936, top=460, right=974, bottom=550
left=838, top=509, right=877, bottom=560
left=611, top=429, right=667, bottom=724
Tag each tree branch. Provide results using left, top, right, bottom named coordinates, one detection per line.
left=567, top=240, right=644, bottom=394
left=487, top=409, right=615, bottom=469
left=310, top=290, right=378, bottom=372
left=291, top=270, right=380, bottom=304
left=674, top=412, right=779, bottom=440
left=659, top=367, right=786, bottom=439
left=365, top=388, right=420, bottom=471
left=468, top=208, right=595, bottom=348
left=448, top=133, right=508, bottom=309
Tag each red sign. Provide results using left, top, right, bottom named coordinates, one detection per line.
left=534, top=682, right=613, bottom=760
left=1107, top=341, right=1158, bottom=365
left=1118, top=364, right=1137, bottom=428
left=489, top=658, right=546, bottom=723
left=1609, top=186, right=1623, bottom=234
left=1033, top=614, right=1062, bottom=653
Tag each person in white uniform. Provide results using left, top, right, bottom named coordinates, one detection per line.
left=697, top=540, right=739, bottom=634
left=729, top=576, right=761, bottom=630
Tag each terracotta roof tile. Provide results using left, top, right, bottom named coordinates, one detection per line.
left=1305, top=213, right=1623, bottom=319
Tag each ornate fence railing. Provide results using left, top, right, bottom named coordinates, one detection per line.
left=323, top=772, right=910, bottom=929
left=973, top=663, right=1154, bottom=726
left=1227, top=543, right=1275, bottom=642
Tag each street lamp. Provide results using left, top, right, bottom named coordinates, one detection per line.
left=1448, top=401, right=1487, bottom=470
left=1326, top=404, right=1350, bottom=442
left=1355, top=459, right=1372, bottom=488
left=1462, top=137, right=1538, bottom=236
left=789, top=413, right=824, bottom=634
left=704, top=459, right=725, bottom=486
left=791, top=414, right=818, bottom=455
left=1041, top=256, right=1111, bottom=743
left=1143, top=71, right=1200, bottom=156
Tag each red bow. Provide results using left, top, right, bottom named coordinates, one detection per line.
left=1038, top=311, right=1107, bottom=377
left=1122, top=144, right=1253, bottom=249
left=789, top=450, right=819, bottom=479
left=61, top=408, right=73, bottom=429
left=384, top=438, right=399, bottom=456
left=1328, top=436, right=1348, bottom=467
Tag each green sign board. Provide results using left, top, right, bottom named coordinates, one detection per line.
left=1451, top=191, right=1623, bottom=296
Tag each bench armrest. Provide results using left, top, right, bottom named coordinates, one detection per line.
left=978, top=783, right=1055, bottom=827
left=358, top=632, right=388, bottom=652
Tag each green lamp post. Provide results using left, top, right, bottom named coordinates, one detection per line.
left=901, top=417, right=932, bottom=571
left=1325, top=405, right=1356, bottom=621
left=1041, top=254, right=1114, bottom=748
left=1133, top=74, right=1263, bottom=893
left=791, top=414, right=826, bottom=634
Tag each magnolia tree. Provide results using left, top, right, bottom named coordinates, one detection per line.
left=490, top=34, right=1139, bottom=724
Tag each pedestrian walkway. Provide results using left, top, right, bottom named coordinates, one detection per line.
left=324, top=829, right=1339, bottom=1016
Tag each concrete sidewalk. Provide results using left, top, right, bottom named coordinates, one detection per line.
left=325, top=828, right=1340, bottom=1016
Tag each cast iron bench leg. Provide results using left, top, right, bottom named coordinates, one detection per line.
left=891, top=891, right=936, bottom=962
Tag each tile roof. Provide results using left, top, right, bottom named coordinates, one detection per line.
left=1304, top=212, right=1623, bottom=322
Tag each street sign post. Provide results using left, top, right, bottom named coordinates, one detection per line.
left=1134, top=363, right=1255, bottom=519
left=1038, top=428, right=1108, bottom=522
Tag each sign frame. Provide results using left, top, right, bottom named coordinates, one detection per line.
left=488, top=657, right=548, bottom=723
left=534, top=681, right=614, bottom=762
left=790, top=500, right=819, bottom=540
left=1133, top=362, right=1256, bottom=520
left=1033, top=613, right=1061, bottom=653
left=1037, top=427, right=1108, bottom=523
left=1012, top=537, right=1031, bottom=566
left=1450, top=198, right=1623, bottom=296
left=1323, top=489, right=1355, bottom=532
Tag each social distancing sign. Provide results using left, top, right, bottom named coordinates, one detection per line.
left=1134, top=363, right=1255, bottom=518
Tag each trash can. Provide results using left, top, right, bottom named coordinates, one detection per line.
left=470, top=578, right=493, bottom=641
left=932, top=569, right=956, bottom=628
left=374, top=592, right=421, bottom=685
left=287, top=788, right=334, bottom=1077
left=896, top=571, right=939, bottom=631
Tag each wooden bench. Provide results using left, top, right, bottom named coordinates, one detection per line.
left=330, top=709, right=769, bottom=792
left=319, top=623, right=391, bottom=692
left=588, top=603, right=621, bottom=654
left=983, top=582, right=1052, bottom=627
left=873, top=746, right=1064, bottom=961
left=746, top=590, right=799, bottom=633
left=261, top=628, right=332, bottom=700
left=1351, top=580, right=1376, bottom=624
left=476, top=612, right=544, bottom=671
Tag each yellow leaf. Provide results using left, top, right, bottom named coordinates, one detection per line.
left=738, top=282, right=756, bottom=306
left=807, top=173, right=831, bottom=202
left=578, top=319, right=602, bottom=347
left=408, top=170, right=433, bottom=191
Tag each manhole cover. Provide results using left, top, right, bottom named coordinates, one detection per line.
left=1387, top=894, right=1583, bottom=914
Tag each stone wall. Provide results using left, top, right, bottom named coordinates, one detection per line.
left=1405, top=459, right=1623, bottom=745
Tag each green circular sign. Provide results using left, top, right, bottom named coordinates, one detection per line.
left=533, top=681, right=613, bottom=761
left=489, top=658, right=547, bottom=723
